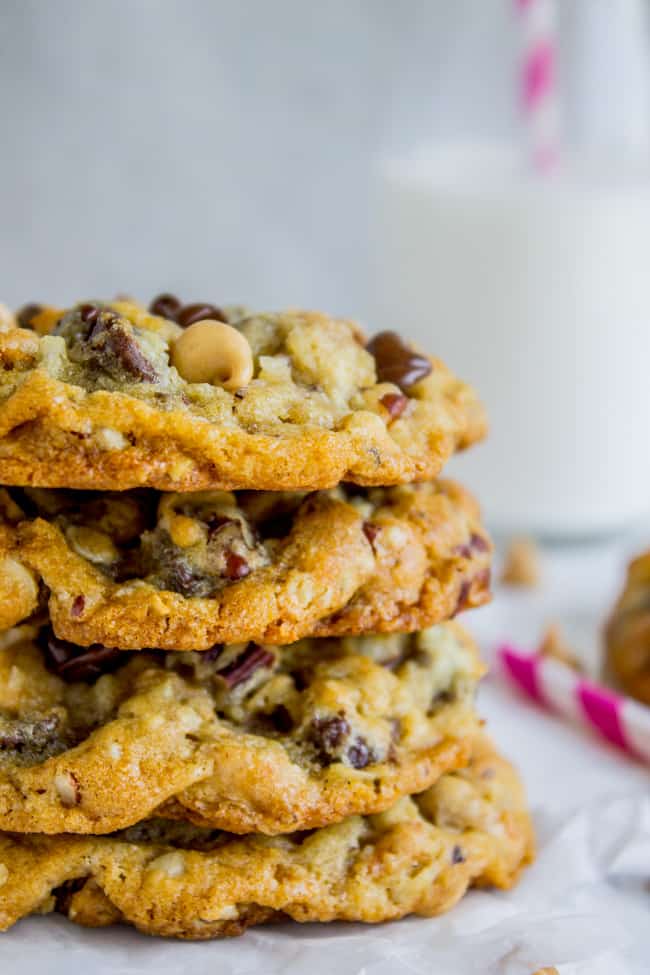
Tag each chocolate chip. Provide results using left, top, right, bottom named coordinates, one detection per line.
left=79, top=303, right=101, bottom=325
left=362, top=522, right=380, bottom=547
left=470, top=532, right=489, bottom=553
left=451, top=844, right=465, bottom=864
left=38, top=627, right=127, bottom=683
left=206, top=514, right=236, bottom=537
left=454, top=579, right=472, bottom=615
left=224, top=550, right=250, bottom=580
left=269, top=704, right=293, bottom=733
left=54, top=878, right=87, bottom=915
left=380, top=391, right=409, bottom=420
left=217, top=643, right=275, bottom=689
left=203, top=643, right=225, bottom=663
left=347, top=736, right=373, bottom=769
left=453, top=543, right=473, bottom=559
left=311, top=714, right=350, bottom=754
left=101, top=320, right=158, bottom=382
left=165, top=559, right=207, bottom=597
left=176, top=303, right=228, bottom=328
left=16, top=303, right=42, bottom=329
left=149, top=293, right=182, bottom=320
left=366, top=331, right=432, bottom=392
left=83, top=312, right=158, bottom=383
left=71, top=595, right=85, bottom=617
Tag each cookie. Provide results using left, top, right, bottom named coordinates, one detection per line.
left=0, top=620, right=483, bottom=834
left=0, top=735, right=533, bottom=939
left=0, top=479, right=491, bottom=649
left=0, top=299, right=486, bottom=491
left=605, top=550, right=650, bottom=704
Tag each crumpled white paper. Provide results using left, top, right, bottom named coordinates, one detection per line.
left=3, top=552, right=649, bottom=975
left=2, top=679, right=648, bottom=975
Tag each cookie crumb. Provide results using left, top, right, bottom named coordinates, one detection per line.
left=539, top=623, right=583, bottom=673
left=501, top=536, right=541, bottom=587
left=531, top=968, right=560, bottom=975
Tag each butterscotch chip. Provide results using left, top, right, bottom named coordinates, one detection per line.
left=501, top=536, right=542, bottom=587
left=0, top=619, right=484, bottom=835
left=0, top=736, right=534, bottom=939
left=605, top=549, right=650, bottom=704
left=0, top=299, right=486, bottom=491
left=0, top=480, right=491, bottom=649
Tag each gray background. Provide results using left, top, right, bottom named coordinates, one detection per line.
left=0, top=0, right=645, bottom=318
left=0, top=0, right=521, bottom=316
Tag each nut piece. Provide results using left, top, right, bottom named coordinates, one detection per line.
left=171, top=320, right=253, bottom=390
left=501, top=536, right=541, bottom=588
left=54, top=771, right=81, bottom=807
left=539, top=623, right=583, bottom=672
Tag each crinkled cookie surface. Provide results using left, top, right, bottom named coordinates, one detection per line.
left=0, top=621, right=483, bottom=834
left=0, top=736, right=534, bottom=939
left=0, top=299, right=486, bottom=491
left=0, top=479, right=491, bottom=648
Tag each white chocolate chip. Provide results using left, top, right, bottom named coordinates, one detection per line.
left=147, top=851, right=185, bottom=878
left=54, top=771, right=81, bottom=807
left=108, top=742, right=122, bottom=760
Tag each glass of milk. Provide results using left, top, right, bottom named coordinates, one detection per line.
left=370, top=143, right=650, bottom=537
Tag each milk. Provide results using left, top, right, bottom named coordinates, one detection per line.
left=371, top=145, right=650, bottom=536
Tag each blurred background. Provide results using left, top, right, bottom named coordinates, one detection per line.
left=2, top=0, right=650, bottom=534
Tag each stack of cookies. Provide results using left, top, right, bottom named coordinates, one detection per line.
left=0, top=298, right=533, bottom=938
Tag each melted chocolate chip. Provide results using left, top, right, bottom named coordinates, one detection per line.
left=165, top=559, right=207, bottom=597
left=0, top=713, right=61, bottom=752
left=71, top=595, right=85, bottom=617
left=269, top=704, right=293, bottom=733
left=347, top=736, right=373, bottom=769
left=206, top=514, right=236, bottom=537
left=176, top=303, right=228, bottom=328
left=54, top=878, right=87, bottom=915
left=224, top=550, right=250, bottom=580
left=366, top=331, right=432, bottom=392
left=203, top=643, right=225, bottom=663
left=38, top=627, right=127, bottom=683
left=83, top=312, right=158, bottom=383
left=470, top=532, right=489, bottom=553
left=454, top=579, right=472, bottom=615
left=380, top=391, right=409, bottom=420
left=310, top=714, right=352, bottom=764
left=217, top=643, right=274, bottom=689
left=149, top=293, right=182, bottom=320
left=451, top=844, right=465, bottom=864
left=362, top=522, right=380, bottom=547
left=16, top=303, right=42, bottom=329
left=79, top=303, right=101, bottom=325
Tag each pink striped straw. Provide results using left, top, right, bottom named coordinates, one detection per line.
left=514, top=0, right=560, bottom=172
left=497, top=644, right=650, bottom=764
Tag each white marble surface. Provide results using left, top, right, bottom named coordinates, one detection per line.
left=2, top=536, right=649, bottom=974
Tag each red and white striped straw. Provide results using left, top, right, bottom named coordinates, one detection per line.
left=514, top=0, right=560, bottom=173
left=498, top=644, right=650, bottom=764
